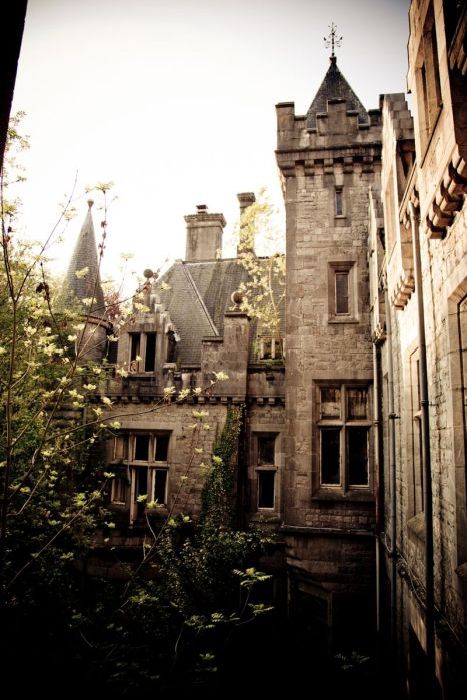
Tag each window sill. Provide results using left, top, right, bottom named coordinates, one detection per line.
left=312, top=488, right=374, bottom=503
left=250, top=512, right=281, bottom=524
left=328, top=316, right=359, bottom=324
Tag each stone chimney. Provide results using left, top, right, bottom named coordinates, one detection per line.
left=184, top=204, right=226, bottom=262
left=237, top=192, right=256, bottom=257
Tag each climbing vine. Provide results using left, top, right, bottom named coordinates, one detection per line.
left=200, top=405, right=243, bottom=532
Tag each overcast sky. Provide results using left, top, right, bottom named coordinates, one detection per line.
left=12, top=0, right=410, bottom=286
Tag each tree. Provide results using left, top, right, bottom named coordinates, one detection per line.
left=235, top=190, right=285, bottom=360
left=0, top=115, right=273, bottom=694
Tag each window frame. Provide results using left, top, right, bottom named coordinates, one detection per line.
left=335, top=187, right=344, bottom=217
left=314, top=382, right=372, bottom=496
left=328, top=261, right=358, bottom=323
left=415, top=3, right=442, bottom=161
left=408, top=347, right=424, bottom=516
left=128, top=331, right=157, bottom=373
left=109, top=431, right=171, bottom=521
left=254, top=433, right=279, bottom=512
left=258, top=336, right=284, bottom=361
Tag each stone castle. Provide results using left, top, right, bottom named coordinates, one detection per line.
left=65, top=2, right=466, bottom=696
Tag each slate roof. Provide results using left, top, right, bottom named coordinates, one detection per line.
left=64, top=200, right=106, bottom=318
left=157, top=258, right=284, bottom=366
left=306, top=57, right=369, bottom=130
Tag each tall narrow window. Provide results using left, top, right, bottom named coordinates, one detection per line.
left=410, top=349, right=424, bottom=514
left=328, top=262, right=356, bottom=322
left=134, top=466, right=148, bottom=518
left=155, top=434, right=170, bottom=462
left=321, top=428, right=341, bottom=485
left=335, top=188, right=343, bottom=216
left=258, top=471, right=275, bottom=508
left=256, top=434, right=278, bottom=510
left=130, top=333, right=141, bottom=368
left=114, top=435, right=128, bottom=460
left=144, top=333, right=156, bottom=372
left=347, top=428, right=369, bottom=486
left=335, top=271, right=349, bottom=315
left=154, top=469, right=168, bottom=505
left=134, top=434, right=150, bottom=461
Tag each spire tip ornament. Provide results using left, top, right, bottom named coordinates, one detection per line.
left=324, top=22, right=343, bottom=61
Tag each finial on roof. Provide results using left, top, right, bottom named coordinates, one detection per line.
left=87, top=198, right=94, bottom=209
left=324, top=22, right=342, bottom=62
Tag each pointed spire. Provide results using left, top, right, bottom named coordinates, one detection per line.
left=64, top=199, right=106, bottom=318
left=324, top=22, right=343, bottom=61
left=306, top=57, right=369, bottom=131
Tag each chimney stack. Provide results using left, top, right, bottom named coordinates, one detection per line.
left=184, top=204, right=226, bottom=262
left=237, top=192, right=256, bottom=257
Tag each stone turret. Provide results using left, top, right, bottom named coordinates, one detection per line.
left=64, top=200, right=109, bottom=362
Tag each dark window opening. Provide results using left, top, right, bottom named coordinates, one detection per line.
left=155, top=434, right=170, bottom=462
left=154, top=469, right=168, bottom=505
left=134, top=435, right=150, bottom=461
left=321, top=428, right=341, bottom=485
left=144, top=333, right=156, bottom=372
left=335, top=271, right=349, bottom=314
left=258, top=470, right=275, bottom=508
left=130, top=333, right=141, bottom=362
left=262, top=339, right=272, bottom=359
left=258, top=436, right=275, bottom=465
left=347, top=427, right=368, bottom=486
left=335, top=189, right=343, bottom=216
left=135, top=467, right=148, bottom=517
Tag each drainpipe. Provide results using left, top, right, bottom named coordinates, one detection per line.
left=384, top=281, right=398, bottom=652
left=409, top=202, right=435, bottom=670
left=373, top=341, right=384, bottom=634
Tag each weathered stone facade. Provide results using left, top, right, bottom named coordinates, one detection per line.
left=276, top=56, right=381, bottom=643
left=370, top=2, right=466, bottom=696
left=63, top=2, right=466, bottom=692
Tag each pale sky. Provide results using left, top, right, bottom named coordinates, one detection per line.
left=12, top=0, right=410, bottom=287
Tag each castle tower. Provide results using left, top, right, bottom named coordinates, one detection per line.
left=276, top=43, right=382, bottom=645
left=64, top=199, right=109, bottom=362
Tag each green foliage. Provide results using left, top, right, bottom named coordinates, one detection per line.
left=200, top=405, right=242, bottom=531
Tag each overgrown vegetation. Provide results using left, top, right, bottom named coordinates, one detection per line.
left=0, top=115, right=273, bottom=694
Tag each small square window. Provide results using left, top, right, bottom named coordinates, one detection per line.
left=346, top=388, right=368, bottom=419
left=320, top=387, right=341, bottom=419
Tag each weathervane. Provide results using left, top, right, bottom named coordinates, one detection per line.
left=324, top=22, right=343, bottom=59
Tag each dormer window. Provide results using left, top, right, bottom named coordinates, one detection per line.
left=128, top=332, right=157, bottom=373
left=259, top=337, right=283, bottom=361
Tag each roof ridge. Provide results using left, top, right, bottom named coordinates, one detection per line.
left=181, top=262, right=219, bottom=336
